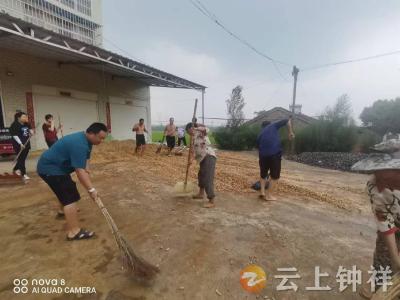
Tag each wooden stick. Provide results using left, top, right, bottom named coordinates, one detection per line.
left=12, top=136, right=32, bottom=165
left=184, top=99, right=198, bottom=187
left=57, top=113, right=64, bottom=138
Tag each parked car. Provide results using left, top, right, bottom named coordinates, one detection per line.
left=0, top=128, right=15, bottom=157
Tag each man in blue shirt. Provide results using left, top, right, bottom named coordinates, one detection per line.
left=257, top=117, right=295, bottom=201
left=37, top=123, right=108, bottom=241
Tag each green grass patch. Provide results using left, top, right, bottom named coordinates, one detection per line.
left=152, top=131, right=164, bottom=142
left=151, top=130, right=215, bottom=144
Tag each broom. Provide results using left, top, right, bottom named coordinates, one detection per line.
left=174, top=99, right=198, bottom=196
left=94, top=196, right=159, bottom=279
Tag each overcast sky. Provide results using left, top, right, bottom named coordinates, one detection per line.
left=102, top=0, right=400, bottom=126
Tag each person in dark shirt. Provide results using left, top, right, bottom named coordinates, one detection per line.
left=37, top=123, right=108, bottom=241
left=42, top=114, right=62, bottom=148
left=256, top=117, right=295, bottom=201
left=10, top=111, right=34, bottom=180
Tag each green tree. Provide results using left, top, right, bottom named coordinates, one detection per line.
left=360, top=98, right=400, bottom=135
left=322, top=94, right=354, bottom=126
left=214, top=125, right=259, bottom=151
left=291, top=94, right=363, bottom=153
left=226, top=85, right=245, bottom=128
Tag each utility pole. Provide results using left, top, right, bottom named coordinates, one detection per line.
left=291, top=65, right=299, bottom=114
left=201, top=88, right=205, bottom=124
left=291, top=65, right=299, bottom=154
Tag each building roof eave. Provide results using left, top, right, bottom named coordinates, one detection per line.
left=0, top=13, right=206, bottom=90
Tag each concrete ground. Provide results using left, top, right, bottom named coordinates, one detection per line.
left=0, top=144, right=380, bottom=300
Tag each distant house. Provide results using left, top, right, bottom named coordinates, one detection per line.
left=245, top=107, right=316, bottom=129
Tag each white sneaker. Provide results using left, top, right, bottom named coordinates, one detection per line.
left=14, top=170, right=22, bottom=176
left=23, top=174, right=30, bottom=180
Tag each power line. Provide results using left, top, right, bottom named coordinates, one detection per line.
left=102, top=36, right=146, bottom=64
left=301, top=49, right=400, bottom=71
left=154, top=117, right=251, bottom=123
left=190, top=0, right=290, bottom=67
left=244, top=76, right=291, bottom=90
left=204, top=117, right=251, bottom=121
left=190, top=1, right=400, bottom=75
left=187, top=0, right=291, bottom=81
left=105, top=5, right=400, bottom=80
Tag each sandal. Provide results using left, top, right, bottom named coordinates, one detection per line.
left=67, top=228, right=95, bottom=241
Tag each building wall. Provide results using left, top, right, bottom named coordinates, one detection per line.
left=0, top=48, right=151, bottom=149
left=47, top=0, right=103, bottom=44
left=46, top=0, right=101, bottom=22
left=0, top=0, right=102, bottom=45
left=90, top=0, right=102, bottom=26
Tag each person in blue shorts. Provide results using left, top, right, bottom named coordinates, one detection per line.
left=257, top=117, right=295, bottom=201
left=37, top=123, right=108, bottom=241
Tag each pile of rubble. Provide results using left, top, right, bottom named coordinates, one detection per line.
left=286, top=152, right=368, bottom=172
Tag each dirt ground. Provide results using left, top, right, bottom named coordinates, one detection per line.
left=0, top=141, right=379, bottom=300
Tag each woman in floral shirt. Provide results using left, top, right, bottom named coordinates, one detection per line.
left=186, top=122, right=217, bottom=208
left=367, top=171, right=400, bottom=269
left=352, top=136, right=400, bottom=298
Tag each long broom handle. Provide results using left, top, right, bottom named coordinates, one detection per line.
left=184, top=99, right=198, bottom=186
left=94, top=196, right=128, bottom=251
left=95, top=196, right=120, bottom=235
left=12, top=135, right=32, bottom=165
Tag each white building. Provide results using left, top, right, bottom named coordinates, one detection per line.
left=0, top=6, right=205, bottom=150
left=0, top=0, right=102, bottom=45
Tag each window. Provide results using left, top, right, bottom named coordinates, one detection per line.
left=58, top=0, right=75, bottom=9
left=64, top=0, right=75, bottom=9
left=77, top=0, right=91, bottom=16
left=18, top=0, right=98, bottom=44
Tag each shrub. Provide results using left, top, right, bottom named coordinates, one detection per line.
left=214, top=120, right=379, bottom=153
left=354, top=128, right=381, bottom=153
left=214, top=125, right=259, bottom=151
left=293, top=120, right=358, bottom=153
